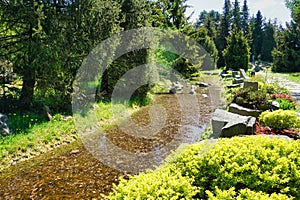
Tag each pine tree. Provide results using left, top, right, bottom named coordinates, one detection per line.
left=232, top=0, right=242, bottom=31
left=216, top=0, right=232, bottom=68
left=223, top=26, right=250, bottom=71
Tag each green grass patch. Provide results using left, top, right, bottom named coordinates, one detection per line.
left=288, top=73, right=300, bottom=84
left=0, top=99, right=146, bottom=172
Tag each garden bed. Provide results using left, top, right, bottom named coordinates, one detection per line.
left=255, top=121, right=300, bottom=140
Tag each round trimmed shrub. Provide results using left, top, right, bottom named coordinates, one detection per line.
left=259, top=110, right=300, bottom=131
left=106, top=136, right=300, bottom=199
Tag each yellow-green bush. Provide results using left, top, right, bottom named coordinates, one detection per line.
left=259, top=110, right=300, bottom=131
left=105, top=167, right=197, bottom=200
left=106, top=137, right=300, bottom=199
left=206, top=188, right=293, bottom=200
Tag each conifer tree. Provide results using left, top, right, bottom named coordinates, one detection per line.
left=223, top=26, right=250, bottom=71
left=216, top=0, right=232, bottom=68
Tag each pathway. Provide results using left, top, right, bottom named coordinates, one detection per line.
left=267, top=73, right=300, bottom=104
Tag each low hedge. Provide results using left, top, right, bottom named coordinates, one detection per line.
left=105, top=136, right=300, bottom=199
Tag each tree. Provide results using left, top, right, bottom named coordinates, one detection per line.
left=216, top=0, right=232, bottom=68
left=223, top=27, right=250, bottom=71
left=286, top=0, right=300, bottom=25
left=0, top=0, right=122, bottom=111
left=272, top=21, right=300, bottom=72
left=261, top=20, right=276, bottom=62
left=241, top=0, right=250, bottom=36
left=232, top=0, right=242, bottom=31
left=189, top=27, right=219, bottom=65
left=153, top=0, right=189, bottom=30
left=195, top=10, right=221, bottom=40
left=252, top=10, right=264, bottom=60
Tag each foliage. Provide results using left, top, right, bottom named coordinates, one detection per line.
left=229, top=87, right=271, bottom=110
left=259, top=109, right=300, bottom=130
left=252, top=10, right=263, bottom=60
left=261, top=20, right=276, bottom=62
left=207, top=188, right=293, bottom=199
left=216, top=0, right=231, bottom=68
left=104, top=167, right=197, bottom=200
left=275, top=98, right=296, bottom=110
left=272, top=21, right=300, bottom=72
left=106, top=137, right=300, bottom=199
left=232, top=0, right=241, bottom=31
left=269, top=93, right=295, bottom=102
left=223, top=28, right=250, bottom=71
left=241, top=0, right=250, bottom=36
left=195, top=10, right=221, bottom=40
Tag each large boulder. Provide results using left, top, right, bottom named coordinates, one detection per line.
left=212, top=109, right=256, bottom=138
left=229, top=103, right=262, bottom=117
left=0, top=113, right=10, bottom=136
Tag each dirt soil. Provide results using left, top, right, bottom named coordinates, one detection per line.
left=0, top=79, right=224, bottom=199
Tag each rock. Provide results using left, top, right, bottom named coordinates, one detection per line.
left=227, top=83, right=242, bottom=89
left=244, top=81, right=258, bottom=91
left=189, top=85, right=196, bottom=95
left=212, top=109, right=256, bottom=138
left=233, top=78, right=244, bottom=84
left=195, top=82, right=209, bottom=87
left=229, top=103, right=262, bottom=117
left=0, top=113, right=10, bottom=136
left=169, top=88, right=176, bottom=94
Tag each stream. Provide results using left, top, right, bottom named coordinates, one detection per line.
left=0, top=78, right=224, bottom=199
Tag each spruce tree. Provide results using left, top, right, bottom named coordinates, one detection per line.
left=241, top=0, right=250, bottom=36
left=216, top=0, right=232, bottom=68
left=252, top=10, right=264, bottom=60
left=232, top=0, right=242, bottom=31
left=261, top=20, right=276, bottom=62
left=223, top=26, right=250, bottom=71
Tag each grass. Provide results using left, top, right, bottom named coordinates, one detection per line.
left=287, top=73, right=300, bottom=84
left=0, top=98, right=148, bottom=172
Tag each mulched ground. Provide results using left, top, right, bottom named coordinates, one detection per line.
left=0, top=80, right=223, bottom=199
left=254, top=122, right=300, bottom=140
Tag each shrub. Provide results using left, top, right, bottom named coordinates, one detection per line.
left=206, top=188, right=293, bottom=199
left=275, top=98, right=296, bottom=110
left=270, top=94, right=295, bottom=102
left=104, top=167, right=197, bottom=200
left=230, top=88, right=271, bottom=110
left=106, top=137, right=300, bottom=199
left=259, top=110, right=300, bottom=130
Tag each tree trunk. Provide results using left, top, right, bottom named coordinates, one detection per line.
left=19, top=70, right=35, bottom=109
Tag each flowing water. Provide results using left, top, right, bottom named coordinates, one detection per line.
left=0, top=79, right=224, bottom=199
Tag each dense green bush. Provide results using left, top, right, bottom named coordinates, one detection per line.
left=276, top=98, right=296, bottom=110
left=259, top=110, right=300, bottom=130
left=106, top=137, right=300, bottom=199
left=229, top=87, right=271, bottom=110
left=206, top=187, right=293, bottom=199
left=105, top=167, right=197, bottom=200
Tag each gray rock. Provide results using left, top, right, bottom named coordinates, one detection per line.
left=229, top=103, right=262, bottom=117
left=227, top=83, right=242, bottom=88
left=233, top=78, right=244, bottom=84
left=195, top=82, right=209, bottom=87
left=244, top=81, right=258, bottom=91
left=0, top=113, right=10, bottom=136
left=212, top=109, right=256, bottom=138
